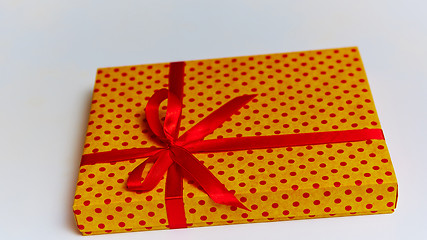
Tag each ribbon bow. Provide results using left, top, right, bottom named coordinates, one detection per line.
left=81, top=61, right=385, bottom=229
left=128, top=62, right=256, bottom=227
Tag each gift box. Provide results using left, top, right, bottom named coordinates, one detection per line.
left=73, top=47, right=398, bottom=235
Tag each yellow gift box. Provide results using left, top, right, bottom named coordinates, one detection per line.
left=73, top=47, right=398, bottom=235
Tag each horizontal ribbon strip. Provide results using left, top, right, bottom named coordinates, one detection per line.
left=81, top=129, right=384, bottom=166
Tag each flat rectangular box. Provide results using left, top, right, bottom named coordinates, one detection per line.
left=73, top=47, right=397, bottom=235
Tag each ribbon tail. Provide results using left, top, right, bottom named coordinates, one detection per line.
left=165, top=163, right=187, bottom=229
left=176, top=94, right=257, bottom=146
left=169, top=146, right=249, bottom=211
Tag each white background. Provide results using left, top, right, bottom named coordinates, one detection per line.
left=1, top=1, right=426, bottom=239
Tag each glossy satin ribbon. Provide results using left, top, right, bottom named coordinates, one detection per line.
left=81, top=61, right=385, bottom=229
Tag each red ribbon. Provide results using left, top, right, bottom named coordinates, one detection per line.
left=81, top=61, right=385, bottom=229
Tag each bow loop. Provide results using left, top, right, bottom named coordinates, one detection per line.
left=145, top=87, right=183, bottom=145
left=145, top=89, right=169, bottom=143
left=163, top=91, right=182, bottom=143
left=127, top=150, right=174, bottom=192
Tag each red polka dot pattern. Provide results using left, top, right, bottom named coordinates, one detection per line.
left=73, top=47, right=397, bottom=235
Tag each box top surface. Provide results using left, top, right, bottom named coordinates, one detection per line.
left=74, top=47, right=397, bottom=234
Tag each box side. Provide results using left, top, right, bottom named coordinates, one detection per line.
left=73, top=179, right=397, bottom=235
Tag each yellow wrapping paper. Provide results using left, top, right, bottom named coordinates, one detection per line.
left=73, top=47, right=398, bottom=235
